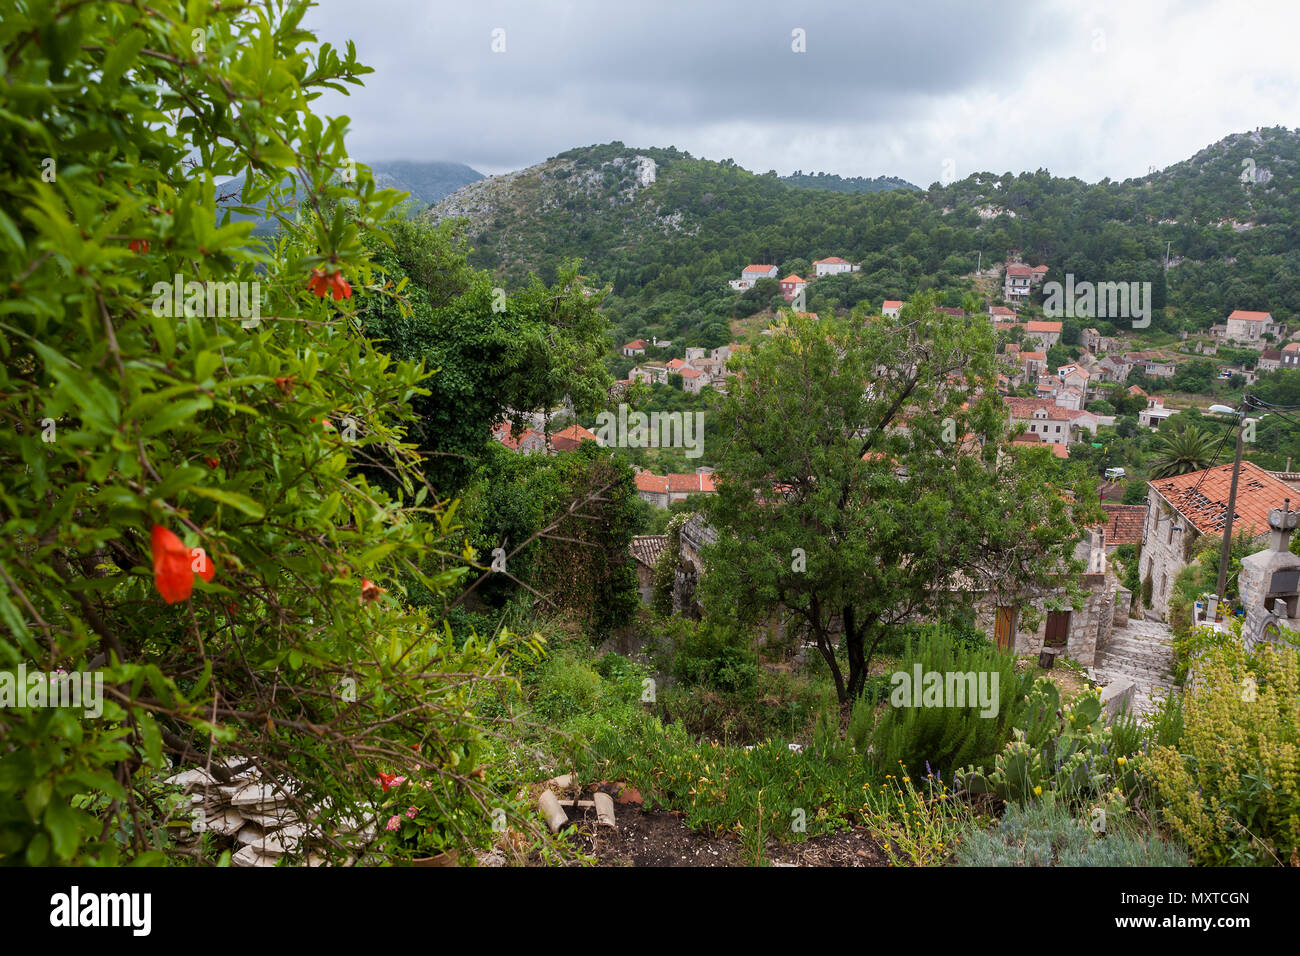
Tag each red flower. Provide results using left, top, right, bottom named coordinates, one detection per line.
left=129, top=239, right=149, bottom=254
left=150, top=524, right=215, bottom=603
left=377, top=772, right=406, bottom=792
left=204, top=456, right=220, bottom=469
left=360, top=578, right=386, bottom=603
left=307, top=268, right=352, bottom=301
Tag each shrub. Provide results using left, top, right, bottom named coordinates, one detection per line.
left=0, top=0, right=523, bottom=865
left=533, top=651, right=605, bottom=721
left=955, top=801, right=1188, bottom=867
left=1142, top=571, right=1154, bottom=609
left=1147, top=640, right=1300, bottom=865
left=852, top=625, right=1033, bottom=778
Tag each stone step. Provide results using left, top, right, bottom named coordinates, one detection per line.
left=1101, top=638, right=1174, bottom=659
left=1097, top=653, right=1173, bottom=678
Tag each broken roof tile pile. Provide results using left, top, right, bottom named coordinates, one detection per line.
left=166, top=761, right=377, bottom=867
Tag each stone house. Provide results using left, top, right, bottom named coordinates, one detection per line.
left=1141, top=461, right=1295, bottom=617
left=1095, top=354, right=1134, bottom=384
left=628, top=534, right=668, bottom=606
left=1024, top=320, right=1062, bottom=349
left=631, top=363, right=667, bottom=386
left=678, top=366, right=711, bottom=394
left=1283, top=342, right=1300, bottom=369
left=622, top=339, right=648, bottom=357
left=1224, top=309, right=1272, bottom=345
left=1259, top=349, right=1283, bottom=372
left=974, top=529, right=1123, bottom=667
left=882, top=300, right=902, bottom=318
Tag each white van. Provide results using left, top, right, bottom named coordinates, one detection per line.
left=1104, top=467, right=1126, bottom=481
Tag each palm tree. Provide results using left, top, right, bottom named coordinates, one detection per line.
left=1148, top=424, right=1215, bottom=478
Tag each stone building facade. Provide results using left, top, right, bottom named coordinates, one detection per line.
left=1142, top=462, right=1295, bottom=618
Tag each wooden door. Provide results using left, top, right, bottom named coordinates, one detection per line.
left=1045, top=611, right=1070, bottom=648
left=994, top=606, right=1015, bottom=650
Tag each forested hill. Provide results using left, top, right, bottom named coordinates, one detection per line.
left=780, top=170, right=919, bottom=193
left=423, top=130, right=1300, bottom=340
left=222, top=160, right=483, bottom=234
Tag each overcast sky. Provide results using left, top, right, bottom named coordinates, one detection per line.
left=303, top=0, right=1300, bottom=187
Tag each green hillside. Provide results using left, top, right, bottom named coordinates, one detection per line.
left=423, top=130, right=1300, bottom=350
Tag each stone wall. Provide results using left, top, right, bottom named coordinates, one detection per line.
left=1140, top=492, right=1191, bottom=618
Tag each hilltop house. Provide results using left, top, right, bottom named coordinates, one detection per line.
left=622, top=339, right=648, bottom=357
left=1259, top=349, right=1283, bottom=372
left=812, top=256, right=858, bottom=277
left=780, top=275, right=809, bottom=301
left=989, top=305, right=1017, bottom=321
left=1003, top=263, right=1049, bottom=301
left=1224, top=309, right=1272, bottom=345
left=729, top=264, right=780, bottom=291
left=1284, top=342, right=1300, bottom=369
left=882, top=300, right=902, bottom=318
left=1142, top=461, right=1297, bottom=616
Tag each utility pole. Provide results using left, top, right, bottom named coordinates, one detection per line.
left=1216, top=396, right=1253, bottom=600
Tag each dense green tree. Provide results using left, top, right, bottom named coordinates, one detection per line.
left=1149, top=424, right=1216, bottom=477
left=698, top=297, right=1090, bottom=705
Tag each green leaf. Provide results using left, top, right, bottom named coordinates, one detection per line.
left=189, top=486, right=266, bottom=518
left=44, top=799, right=80, bottom=861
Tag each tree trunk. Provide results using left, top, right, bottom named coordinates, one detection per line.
left=843, top=606, right=866, bottom=705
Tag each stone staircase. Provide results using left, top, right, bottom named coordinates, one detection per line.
left=1092, top=617, right=1178, bottom=717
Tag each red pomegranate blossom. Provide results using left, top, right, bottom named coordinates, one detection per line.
left=151, top=524, right=215, bottom=604
left=129, top=239, right=149, bottom=254
left=307, top=268, right=352, bottom=301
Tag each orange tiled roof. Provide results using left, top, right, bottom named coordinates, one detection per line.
left=742, top=264, right=776, bottom=274
left=1026, top=321, right=1063, bottom=332
left=1228, top=310, right=1271, bottom=322
left=550, top=424, right=598, bottom=451
left=882, top=300, right=903, bottom=308
left=1149, top=461, right=1295, bottom=537
left=1098, top=503, right=1145, bottom=547
left=813, top=256, right=850, bottom=265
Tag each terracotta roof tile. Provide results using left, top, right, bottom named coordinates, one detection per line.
left=1098, top=504, right=1146, bottom=547
left=1149, top=461, right=1295, bottom=537
left=629, top=534, right=668, bottom=568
